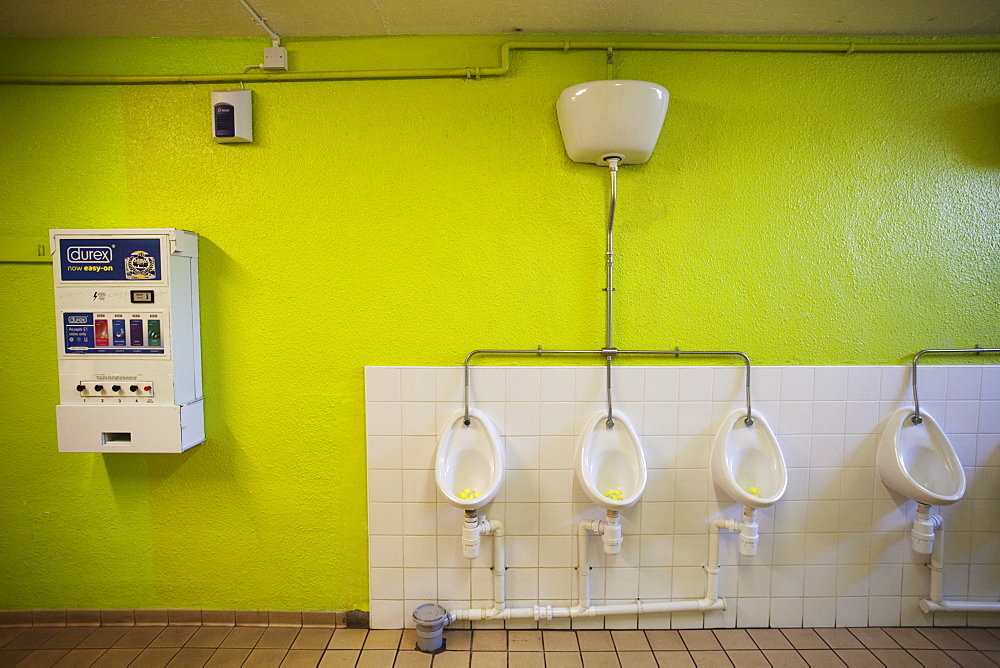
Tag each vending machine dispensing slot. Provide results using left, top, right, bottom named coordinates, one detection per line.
left=50, top=228, right=205, bottom=453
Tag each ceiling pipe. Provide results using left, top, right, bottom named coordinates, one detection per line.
left=1, top=38, right=998, bottom=85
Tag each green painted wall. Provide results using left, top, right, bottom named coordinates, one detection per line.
left=0, top=36, right=998, bottom=611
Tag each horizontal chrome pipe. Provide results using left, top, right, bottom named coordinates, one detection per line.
left=910, top=347, right=1000, bottom=424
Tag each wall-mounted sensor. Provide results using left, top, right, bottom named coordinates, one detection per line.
left=212, top=89, right=252, bottom=143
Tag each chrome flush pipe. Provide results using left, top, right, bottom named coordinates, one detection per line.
left=604, top=157, right=620, bottom=428
left=910, top=346, right=1000, bottom=424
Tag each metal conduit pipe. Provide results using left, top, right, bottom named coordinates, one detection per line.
left=910, top=347, right=1000, bottom=424
left=3, top=39, right=999, bottom=86
left=463, top=348, right=754, bottom=425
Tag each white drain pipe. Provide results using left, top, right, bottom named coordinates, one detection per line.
left=918, top=512, right=1000, bottom=614
left=447, top=512, right=756, bottom=623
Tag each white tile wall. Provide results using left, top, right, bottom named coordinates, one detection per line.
left=366, top=365, right=1000, bottom=630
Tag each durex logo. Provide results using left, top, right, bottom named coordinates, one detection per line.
left=67, top=246, right=112, bottom=263
left=67, top=316, right=88, bottom=324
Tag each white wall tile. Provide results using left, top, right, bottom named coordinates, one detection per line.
left=366, top=364, right=1000, bottom=628
left=366, top=367, right=401, bottom=402
left=540, top=368, right=576, bottom=402
left=401, top=368, right=436, bottom=402
left=645, top=367, right=679, bottom=401
left=506, top=367, right=540, bottom=402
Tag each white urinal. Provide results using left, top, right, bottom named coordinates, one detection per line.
left=575, top=410, right=647, bottom=510
left=435, top=409, right=505, bottom=510
left=876, top=408, right=966, bottom=507
left=711, top=410, right=787, bottom=508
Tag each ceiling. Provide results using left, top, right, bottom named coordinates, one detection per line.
left=1, top=0, right=999, bottom=39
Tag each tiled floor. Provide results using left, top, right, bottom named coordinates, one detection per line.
left=1, top=626, right=999, bottom=667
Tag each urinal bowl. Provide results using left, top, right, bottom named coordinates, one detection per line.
left=876, top=408, right=966, bottom=506
left=575, top=410, right=647, bottom=510
left=435, top=409, right=505, bottom=511
left=711, top=410, right=787, bottom=508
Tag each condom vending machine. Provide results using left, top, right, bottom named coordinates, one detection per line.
left=50, top=229, right=205, bottom=453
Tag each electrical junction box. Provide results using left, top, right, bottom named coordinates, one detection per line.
left=50, top=229, right=205, bottom=453
left=212, top=89, right=253, bottom=143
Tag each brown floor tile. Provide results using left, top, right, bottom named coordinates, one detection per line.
left=748, top=629, right=793, bottom=650
left=268, top=612, right=302, bottom=628
left=113, top=626, right=166, bottom=648
left=514, top=652, right=545, bottom=668
left=393, top=649, right=433, bottom=667
left=0, top=650, right=35, bottom=666
left=509, top=630, right=543, bottom=651
left=151, top=626, right=197, bottom=648
left=187, top=627, right=232, bottom=649
left=280, top=649, right=324, bottom=667
left=713, top=631, right=756, bottom=651
left=646, top=630, right=686, bottom=651
left=90, top=648, right=143, bottom=667
left=431, top=650, right=471, bottom=668
left=40, top=628, right=96, bottom=650
left=652, top=651, right=696, bottom=667
left=726, top=650, right=770, bottom=667
left=761, top=649, right=808, bottom=667
left=543, top=631, right=580, bottom=652
left=918, top=629, right=975, bottom=651
left=243, top=647, right=289, bottom=667
left=257, top=628, right=299, bottom=650
left=0, top=628, right=28, bottom=649
left=364, top=630, right=402, bottom=651
left=577, top=632, right=614, bottom=652
left=401, top=630, right=418, bottom=652
left=689, top=650, right=734, bottom=667
left=327, top=629, right=367, bottom=650
left=544, top=652, right=584, bottom=668
left=815, top=630, right=863, bottom=650
left=0, top=611, right=32, bottom=627
left=32, top=611, right=68, bottom=627
left=205, top=648, right=253, bottom=667
left=682, top=631, right=724, bottom=652
left=954, top=629, right=1000, bottom=652
left=468, top=651, right=505, bottom=668
left=615, top=651, right=657, bottom=667
left=52, top=648, right=107, bottom=667
left=883, top=628, right=936, bottom=650
left=13, top=649, right=70, bottom=667
left=610, top=631, right=650, bottom=652
left=319, top=650, right=361, bottom=667
left=581, top=651, right=621, bottom=668
left=907, top=649, right=961, bottom=667
left=357, top=650, right=398, bottom=668
left=869, top=649, right=920, bottom=667
left=4, top=628, right=62, bottom=650
left=983, top=650, right=1000, bottom=664
left=75, top=628, right=129, bottom=650
left=471, top=631, right=506, bottom=652
left=166, top=647, right=216, bottom=666
left=846, top=629, right=898, bottom=650
left=944, top=650, right=995, bottom=667
left=130, top=647, right=181, bottom=667
left=833, top=649, right=881, bottom=668
left=167, top=611, right=202, bottom=627
left=443, top=631, right=471, bottom=652
left=797, top=649, right=847, bottom=667
left=291, top=628, right=333, bottom=651
left=219, top=626, right=265, bottom=649
left=781, top=630, right=828, bottom=651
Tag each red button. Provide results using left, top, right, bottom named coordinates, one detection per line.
left=143, top=386, right=152, bottom=392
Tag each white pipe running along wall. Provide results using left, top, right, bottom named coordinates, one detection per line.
left=445, top=510, right=761, bottom=623
left=917, top=510, right=1000, bottom=614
